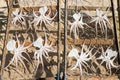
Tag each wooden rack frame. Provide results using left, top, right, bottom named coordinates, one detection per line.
left=0, top=0, right=120, bottom=80
left=67, top=39, right=113, bottom=45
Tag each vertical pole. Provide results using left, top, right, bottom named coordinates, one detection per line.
left=117, top=0, right=120, bottom=64
left=63, top=0, right=67, bottom=80
left=1, top=0, right=14, bottom=78
left=117, top=0, right=120, bottom=29
left=111, top=0, right=120, bottom=64
left=56, top=0, right=61, bottom=80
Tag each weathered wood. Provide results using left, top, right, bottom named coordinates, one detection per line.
left=11, top=6, right=118, bottom=17
left=63, top=0, right=68, bottom=79
left=12, top=6, right=110, bottom=11
left=67, top=39, right=113, bottom=45
left=29, top=75, right=119, bottom=80
left=67, top=6, right=110, bottom=11
left=1, top=0, right=14, bottom=77
left=18, top=0, right=57, bottom=7
left=13, top=38, right=113, bottom=48
left=66, top=75, right=118, bottom=80
left=111, top=0, right=120, bottom=64
left=56, top=0, right=61, bottom=79
left=0, top=29, right=57, bottom=33
left=12, top=6, right=57, bottom=12
left=16, top=0, right=111, bottom=8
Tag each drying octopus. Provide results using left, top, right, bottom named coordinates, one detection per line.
left=68, top=43, right=94, bottom=76
left=5, top=34, right=32, bottom=73
left=12, top=9, right=25, bottom=26
left=33, top=34, right=54, bottom=73
left=32, top=6, right=57, bottom=30
left=97, top=47, right=118, bottom=75
left=69, top=12, right=90, bottom=39
left=90, top=8, right=112, bottom=38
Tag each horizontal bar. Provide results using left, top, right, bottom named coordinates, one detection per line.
left=0, top=7, right=7, bottom=8
left=0, top=29, right=58, bottom=33
left=12, top=6, right=57, bottom=12
left=0, top=18, right=7, bottom=20
left=67, top=6, right=110, bottom=11
left=11, top=6, right=118, bottom=17
left=66, top=75, right=118, bottom=80
left=67, top=39, right=113, bottom=45
left=12, top=6, right=111, bottom=11
left=25, top=38, right=113, bottom=45
left=27, top=75, right=118, bottom=80
left=11, top=38, right=113, bottom=49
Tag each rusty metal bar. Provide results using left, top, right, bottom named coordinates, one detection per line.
left=1, top=0, right=14, bottom=78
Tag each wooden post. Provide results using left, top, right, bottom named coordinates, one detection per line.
left=111, top=0, right=120, bottom=64
left=1, top=0, right=14, bottom=78
left=63, top=0, right=67, bottom=80
left=117, top=0, right=120, bottom=64
left=56, top=0, right=61, bottom=80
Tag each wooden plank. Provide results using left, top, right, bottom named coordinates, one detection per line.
left=12, top=6, right=109, bottom=11
left=67, top=0, right=110, bottom=7
left=1, top=0, right=14, bottom=77
left=18, top=0, right=57, bottom=7
left=21, top=38, right=113, bottom=45
left=12, top=6, right=57, bottom=12
left=67, top=39, right=113, bottom=45
left=26, top=75, right=118, bottom=80
left=67, top=6, right=110, bottom=11
left=11, top=6, right=118, bottom=17
left=56, top=0, right=61, bottom=79
left=0, top=30, right=57, bottom=33
left=17, top=0, right=111, bottom=7
left=66, top=75, right=118, bottom=80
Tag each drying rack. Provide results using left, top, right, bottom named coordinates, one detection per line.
left=62, top=0, right=120, bottom=80
left=0, top=0, right=60, bottom=79
left=0, top=0, right=119, bottom=80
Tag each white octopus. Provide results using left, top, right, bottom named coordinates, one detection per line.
left=32, top=6, right=57, bottom=29
left=68, top=44, right=93, bottom=76
left=97, top=47, right=118, bottom=75
left=69, top=13, right=90, bottom=39
left=33, top=35, right=53, bottom=72
left=12, top=9, right=25, bottom=26
left=5, top=35, right=32, bottom=72
left=90, top=8, right=111, bottom=38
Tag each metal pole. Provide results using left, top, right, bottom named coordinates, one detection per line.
left=111, top=0, right=120, bottom=64
left=56, top=0, right=61, bottom=80
left=62, top=0, right=67, bottom=80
